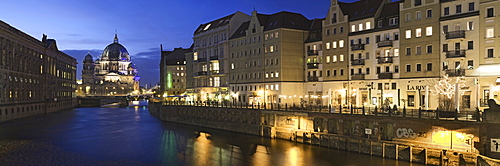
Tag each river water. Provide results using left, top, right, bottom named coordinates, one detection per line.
left=0, top=105, right=422, bottom=166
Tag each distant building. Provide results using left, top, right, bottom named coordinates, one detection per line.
left=159, top=46, right=191, bottom=100
left=0, top=20, right=77, bottom=122
left=78, top=34, right=140, bottom=96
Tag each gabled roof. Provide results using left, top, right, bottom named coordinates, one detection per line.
left=194, top=13, right=235, bottom=35
left=378, top=1, right=400, bottom=19
left=339, top=0, right=384, bottom=21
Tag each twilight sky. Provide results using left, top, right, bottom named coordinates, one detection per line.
left=0, top=0, right=343, bottom=86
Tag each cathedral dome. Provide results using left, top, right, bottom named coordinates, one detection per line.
left=100, top=34, right=130, bottom=61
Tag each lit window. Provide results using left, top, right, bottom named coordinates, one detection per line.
left=394, top=49, right=399, bottom=56
left=365, top=22, right=371, bottom=30
left=406, top=30, right=411, bottom=39
left=339, top=40, right=344, bottom=48
left=326, top=42, right=331, bottom=49
left=487, top=27, right=495, bottom=38
left=333, top=55, right=337, bottom=62
left=351, top=25, right=356, bottom=32
left=340, top=54, right=344, bottom=61
left=276, top=71, right=279, bottom=77
left=231, top=63, right=234, bottom=69
left=265, top=72, right=269, bottom=78
left=276, top=84, right=279, bottom=90
left=270, top=46, right=274, bottom=52
left=416, top=28, right=422, bottom=37
left=467, top=21, right=473, bottom=31
left=326, top=56, right=330, bottom=63
left=359, top=23, right=363, bottom=31
left=333, top=41, right=337, bottom=48
left=426, top=26, right=432, bottom=36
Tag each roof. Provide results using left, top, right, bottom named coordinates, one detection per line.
left=162, top=47, right=191, bottom=66
left=339, top=0, right=384, bottom=21
left=229, top=21, right=250, bottom=39
left=378, top=1, right=400, bottom=19
left=305, top=18, right=324, bottom=43
left=194, top=13, right=235, bottom=35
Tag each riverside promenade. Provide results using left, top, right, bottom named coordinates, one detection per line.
left=149, top=101, right=500, bottom=165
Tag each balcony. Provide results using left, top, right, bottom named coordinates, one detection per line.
left=307, top=50, right=319, bottom=56
left=445, top=50, right=466, bottom=58
left=445, top=30, right=465, bottom=40
left=210, top=70, right=220, bottom=75
left=378, top=72, right=393, bottom=79
left=307, top=63, right=320, bottom=69
left=445, top=69, right=465, bottom=77
left=351, top=74, right=365, bottom=80
left=209, top=56, right=218, bottom=60
left=377, top=40, right=393, bottom=48
left=377, top=56, right=394, bottom=64
left=307, top=76, right=319, bottom=82
left=195, top=57, right=207, bottom=63
left=196, top=71, right=208, bottom=76
left=350, top=44, right=365, bottom=51
left=351, top=59, right=365, bottom=66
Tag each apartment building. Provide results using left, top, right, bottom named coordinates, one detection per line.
left=160, top=47, right=191, bottom=99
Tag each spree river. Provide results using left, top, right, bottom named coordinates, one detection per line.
left=0, top=105, right=422, bottom=166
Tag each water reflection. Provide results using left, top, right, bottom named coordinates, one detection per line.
left=0, top=107, right=421, bottom=166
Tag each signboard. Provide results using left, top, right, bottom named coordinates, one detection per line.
left=365, top=128, right=372, bottom=135
left=492, top=139, right=500, bottom=152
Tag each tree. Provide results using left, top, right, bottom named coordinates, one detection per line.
left=433, top=75, right=468, bottom=112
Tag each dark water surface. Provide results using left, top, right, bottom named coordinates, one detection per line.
left=0, top=106, right=423, bottom=166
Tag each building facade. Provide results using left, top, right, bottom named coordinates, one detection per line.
left=0, top=20, right=77, bottom=122
left=77, top=34, right=140, bottom=96
left=159, top=46, right=191, bottom=100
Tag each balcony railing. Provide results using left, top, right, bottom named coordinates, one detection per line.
left=378, top=72, right=393, bottom=79
left=445, top=30, right=465, bottom=40
left=377, top=56, right=394, bottom=64
left=210, top=70, right=220, bottom=75
left=351, top=59, right=365, bottom=66
left=307, top=76, right=319, bottom=82
left=196, top=71, right=208, bottom=76
left=196, top=57, right=207, bottom=62
left=445, top=50, right=466, bottom=58
left=350, top=44, right=365, bottom=51
left=307, top=63, right=320, bottom=69
left=210, top=56, right=218, bottom=60
left=351, top=74, right=365, bottom=80
left=377, top=40, right=393, bottom=48
left=445, top=69, right=465, bottom=77
left=307, top=50, right=319, bottom=56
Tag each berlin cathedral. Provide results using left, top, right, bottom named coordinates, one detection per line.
left=77, top=34, right=140, bottom=96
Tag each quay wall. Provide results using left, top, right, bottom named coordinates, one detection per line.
left=149, top=103, right=500, bottom=165
left=0, top=98, right=77, bottom=122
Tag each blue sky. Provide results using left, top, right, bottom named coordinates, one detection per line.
left=0, top=0, right=339, bottom=86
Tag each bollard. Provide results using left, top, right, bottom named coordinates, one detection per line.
left=339, top=105, right=342, bottom=114
left=455, top=108, right=458, bottom=120
left=350, top=104, right=354, bottom=114
left=418, top=107, right=422, bottom=118
left=285, top=103, right=288, bottom=111
left=362, top=106, right=365, bottom=115
left=403, top=106, right=406, bottom=117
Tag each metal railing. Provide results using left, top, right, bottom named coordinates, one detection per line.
left=445, top=30, right=466, bottom=39
left=157, top=101, right=483, bottom=122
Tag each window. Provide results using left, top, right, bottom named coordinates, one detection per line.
left=426, top=9, right=432, bottom=18
left=326, top=29, right=330, bottom=35
left=389, top=17, right=398, bottom=26
left=275, top=32, right=279, bottom=38
left=443, top=44, right=448, bottom=52
left=416, top=11, right=422, bottom=20
left=467, top=60, right=474, bottom=69
left=394, top=33, right=399, bottom=40
left=366, top=37, right=370, bottom=44
left=378, top=20, right=383, bottom=28
left=351, top=25, right=356, bottom=32
left=333, top=55, right=337, bottom=62
left=456, top=5, right=462, bottom=14
left=487, top=48, right=494, bottom=58
left=326, top=56, right=330, bottom=63
left=443, top=62, right=449, bottom=70
left=333, top=41, right=337, bottom=48
left=426, top=26, right=432, bottom=36
left=486, top=27, right=494, bottom=38
left=406, top=30, right=411, bottom=39
left=333, top=28, right=337, bottom=34
left=427, top=63, right=432, bottom=71
left=408, top=95, right=415, bottom=106
left=339, top=40, right=344, bottom=48
left=340, top=69, right=344, bottom=76
left=326, top=70, right=330, bottom=76
left=340, top=26, right=344, bottom=33
left=487, top=8, right=494, bottom=18
left=467, top=21, right=473, bottom=31
left=332, top=13, right=337, bottom=23
left=326, top=42, right=331, bottom=49
left=376, top=67, right=381, bottom=74
left=416, top=46, right=421, bottom=55
left=443, top=25, right=448, bottom=33
left=340, top=54, right=344, bottom=61
left=468, top=41, right=473, bottom=50
left=394, top=49, right=399, bottom=56
left=469, top=3, right=474, bottom=11
left=415, top=0, right=421, bottom=6
left=405, top=13, right=411, bottom=22
left=427, top=45, right=432, bottom=53
left=376, top=35, right=381, bottom=42
left=416, top=28, right=422, bottom=37
left=366, top=68, right=370, bottom=74
left=406, top=64, right=411, bottom=72
left=366, top=22, right=371, bottom=30
left=406, top=47, right=411, bottom=55
left=395, top=65, right=399, bottom=73
left=366, top=52, right=370, bottom=59
left=333, top=70, right=337, bottom=76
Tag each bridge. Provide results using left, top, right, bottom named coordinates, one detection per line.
left=77, top=95, right=152, bottom=107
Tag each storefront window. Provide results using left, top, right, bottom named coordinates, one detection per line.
left=408, top=95, right=415, bottom=106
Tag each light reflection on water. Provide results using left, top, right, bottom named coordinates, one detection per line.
left=0, top=106, right=422, bottom=166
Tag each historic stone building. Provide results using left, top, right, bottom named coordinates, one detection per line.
left=78, top=34, right=139, bottom=96
left=0, top=20, right=77, bottom=122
